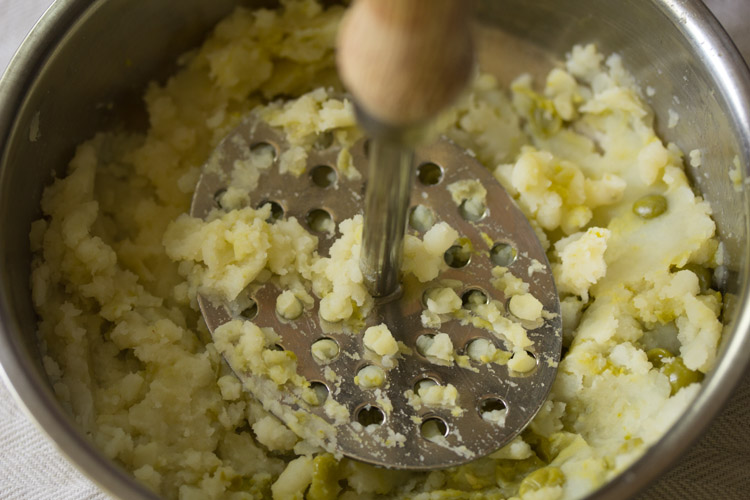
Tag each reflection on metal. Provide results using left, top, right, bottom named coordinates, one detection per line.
left=191, top=114, right=562, bottom=469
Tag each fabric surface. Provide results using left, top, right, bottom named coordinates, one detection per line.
left=0, top=0, right=748, bottom=499
left=637, top=369, right=750, bottom=500
left=0, top=381, right=112, bottom=500
left=0, top=0, right=52, bottom=74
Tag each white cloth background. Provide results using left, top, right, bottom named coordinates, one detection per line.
left=0, top=0, right=748, bottom=499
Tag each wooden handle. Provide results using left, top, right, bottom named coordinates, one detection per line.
left=337, top=0, right=474, bottom=128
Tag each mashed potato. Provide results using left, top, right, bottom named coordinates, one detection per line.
left=30, top=1, right=724, bottom=499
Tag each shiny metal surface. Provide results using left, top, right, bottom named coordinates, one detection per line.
left=191, top=114, right=562, bottom=469
left=359, top=137, right=415, bottom=297
left=0, top=0, right=748, bottom=497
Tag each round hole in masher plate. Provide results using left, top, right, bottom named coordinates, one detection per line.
left=311, top=338, right=340, bottom=364
left=355, top=404, right=386, bottom=427
left=490, top=242, right=517, bottom=267
left=308, top=381, right=330, bottom=406
left=213, top=188, right=227, bottom=209
left=415, top=333, right=437, bottom=357
left=421, top=287, right=437, bottom=308
left=408, top=204, right=436, bottom=232
left=249, top=141, right=277, bottom=160
left=313, top=131, right=334, bottom=150
left=257, top=200, right=284, bottom=223
left=464, top=337, right=504, bottom=363
left=461, top=288, right=488, bottom=310
left=444, top=244, right=471, bottom=268
left=276, top=292, right=303, bottom=321
left=420, top=416, right=449, bottom=441
left=417, top=162, right=443, bottom=185
left=306, top=208, right=335, bottom=234
left=478, top=397, right=508, bottom=425
left=355, top=364, right=386, bottom=389
left=458, top=198, right=487, bottom=222
left=509, top=350, right=539, bottom=374
left=240, top=299, right=258, bottom=321
left=413, top=376, right=440, bottom=394
left=310, top=164, right=337, bottom=188
left=524, top=350, right=538, bottom=363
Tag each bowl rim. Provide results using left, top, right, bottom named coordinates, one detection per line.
left=0, top=1, right=749, bottom=499
left=0, top=0, right=160, bottom=498
left=577, top=1, right=750, bottom=497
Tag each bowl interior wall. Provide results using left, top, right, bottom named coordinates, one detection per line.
left=0, top=0, right=748, bottom=499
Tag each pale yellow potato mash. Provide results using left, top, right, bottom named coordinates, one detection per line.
left=30, top=1, right=723, bottom=499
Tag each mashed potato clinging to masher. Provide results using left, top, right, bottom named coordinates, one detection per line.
left=30, top=1, right=723, bottom=498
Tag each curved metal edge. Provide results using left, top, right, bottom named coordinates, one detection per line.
left=1, top=0, right=749, bottom=499
left=193, top=119, right=564, bottom=469
left=0, top=1, right=158, bottom=499
left=586, top=1, right=750, bottom=499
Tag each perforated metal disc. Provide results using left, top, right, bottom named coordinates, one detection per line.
left=191, top=112, right=562, bottom=470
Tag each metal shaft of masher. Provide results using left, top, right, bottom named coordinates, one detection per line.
left=337, top=0, right=474, bottom=297
left=360, top=138, right=415, bottom=297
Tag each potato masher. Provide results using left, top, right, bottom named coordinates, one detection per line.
left=190, top=0, right=562, bottom=470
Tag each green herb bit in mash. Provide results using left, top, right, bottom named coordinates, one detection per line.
left=29, top=1, right=724, bottom=498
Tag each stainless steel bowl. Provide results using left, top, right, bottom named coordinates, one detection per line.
left=1, top=1, right=748, bottom=498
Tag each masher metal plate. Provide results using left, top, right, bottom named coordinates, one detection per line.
left=191, top=113, right=562, bottom=470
